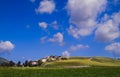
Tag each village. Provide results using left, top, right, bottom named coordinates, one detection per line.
left=0, top=55, right=68, bottom=67
left=29, top=55, right=68, bottom=66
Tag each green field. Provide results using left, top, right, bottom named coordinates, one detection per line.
left=42, top=57, right=120, bottom=67
left=0, top=57, right=120, bottom=77
left=0, top=67, right=120, bottom=77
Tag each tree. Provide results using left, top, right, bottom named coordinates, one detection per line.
left=22, top=63, right=25, bottom=67
left=24, top=60, right=29, bottom=67
left=1, top=62, right=9, bottom=67
left=9, top=61, right=15, bottom=66
left=28, top=61, right=32, bottom=67
left=38, top=60, right=43, bottom=66
left=17, top=61, right=21, bottom=67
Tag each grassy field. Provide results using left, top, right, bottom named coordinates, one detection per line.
left=0, top=57, right=120, bottom=77
left=42, top=57, right=120, bottom=67
left=0, top=67, right=120, bottom=77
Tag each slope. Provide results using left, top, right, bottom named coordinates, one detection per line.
left=41, top=56, right=120, bottom=68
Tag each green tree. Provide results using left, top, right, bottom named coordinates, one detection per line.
left=9, top=61, right=15, bottom=66
left=1, top=62, right=9, bottom=66
left=24, top=60, right=29, bottom=67
left=17, top=61, right=21, bottom=67
left=38, top=60, right=43, bottom=66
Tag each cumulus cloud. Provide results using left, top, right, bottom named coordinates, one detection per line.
left=69, top=44, right=89, bottom=51
left=38, top=21, right=59, bottom=30
left=62, top=51, right=70, bottom=58
left=67, top=0, right=107, bottom=38
left=0, top=41, right=14, bottom=53
left=49, top=32, right=63, bottom=43
left=95, top=12, right=120, bottom=42
left=38, top=22, right=48, bottom=29
left=61, top=44, right=89, bottom=58
left=105, top=42, right=120, bottom=55
left=36, top=0, right=55, bottom=14
left=40, top=32, right=64, bottom=45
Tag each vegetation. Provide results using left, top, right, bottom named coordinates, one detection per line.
left=42, top=56, right=120, bottom=67
left=0, top=67, right=120, bottom=77
left=1, top=56, right=120, bottom=67
left=0, top=57, right=9, bottom=65
left=16, top=61, right=21, bottom=67
left=0, top=56, right=120, bottom=77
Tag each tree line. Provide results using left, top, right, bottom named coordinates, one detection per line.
left=0, top=60, right=43, bottom=67
left=0, top=55, right=68, bottom=67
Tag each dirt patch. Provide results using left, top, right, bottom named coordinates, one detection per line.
left=64, top=66, right=90, bottom=68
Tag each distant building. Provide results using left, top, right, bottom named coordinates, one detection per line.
left=29, top=55, right=68, bottom=66
left=31, top=61, right=38, bottom=66
left=56, top=56, right=62, bottom=60
left=41, top=58, right=47, bottom=62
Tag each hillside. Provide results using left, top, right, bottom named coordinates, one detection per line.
left=0, top=57, right=9, bottom=65
left=41, top=56, right=120, bottom=68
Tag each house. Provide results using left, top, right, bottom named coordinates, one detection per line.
left=31, top=61, right=38, bottom=66
left=56, top=56, right=62, bottom=60
left=51, top=57, right=56, bottom=61
left=89, top=57, right=93, bottom=60
left=47, top=56, right=57, bottom=61
left=41, top=58, right=47, bottom=62
left=50, top=56, right=56, bottom=61
left=40, top=55, right=68, bottom=63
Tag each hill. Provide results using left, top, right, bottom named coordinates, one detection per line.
left=0, top=57, right=9, bottom=65
left=41, top=56, right=120, bottom=68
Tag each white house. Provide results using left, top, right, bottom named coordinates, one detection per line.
left=41, top=58, right=47, bottom=62
left=31, top=61, right=38, bottom=66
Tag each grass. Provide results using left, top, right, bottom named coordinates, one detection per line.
left=0, top=67, right=120, bottom=77
left=1, top=57, right=120, bottom=77
left=42, top=57, right=120, bottom=67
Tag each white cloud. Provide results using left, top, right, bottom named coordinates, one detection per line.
left=38, top=22, right=48, bottom=29
left=61, top=44, right=89, bottom=58
left=51, top=20, right=59, bottom=30
left=67, top=0, right=107, bottom=38
left=40, top=33, right=64, bottom=46
left=49, top=32, right=63, bottom=43
left=62, top=51, right=70, bottom=58
left=0, top=41, right=14, bottom=53
left=68, top=25, right=95, bottom=38
left=38, top=21, right=59, bottom=30
left=69, top=44, right=89, bottom=51
left=105, top=42, right=120, bottom=55
left=95, top=12, right=120, bottom=42
left=36, top=0, right=55, bottom=14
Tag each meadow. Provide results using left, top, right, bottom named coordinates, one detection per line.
left=0, top=67, right=120, bottom=77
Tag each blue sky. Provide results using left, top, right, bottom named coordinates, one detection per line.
left=0, top=0, right=120, bottom=62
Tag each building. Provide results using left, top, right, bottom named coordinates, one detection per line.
left=31, top=61, right=38, bottom=66
left=41, top=58, right=47, bottom=62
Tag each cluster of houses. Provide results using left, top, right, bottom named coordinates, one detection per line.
left=30, top=55, right=68, bottom=66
